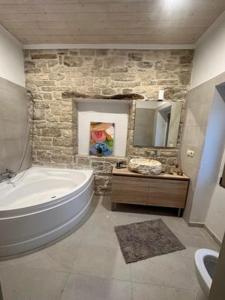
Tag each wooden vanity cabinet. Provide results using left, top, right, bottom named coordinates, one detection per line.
left=111, top=168, right=189, bottom=216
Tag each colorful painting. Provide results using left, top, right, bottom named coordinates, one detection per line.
left=89, top=122, right=114, bottom=156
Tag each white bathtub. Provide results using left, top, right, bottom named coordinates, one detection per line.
left=0, top=167, right=94, bottom=258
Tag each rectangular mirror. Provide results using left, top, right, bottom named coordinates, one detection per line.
left=133, top=100, right=182, bottom=148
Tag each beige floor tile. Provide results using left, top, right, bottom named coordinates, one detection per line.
left=162, top=216, right=219, bottom=250
left=132, top=282, right=197, bottom=300
left=0, top=250, right=60, bottom=272
left=72, top=244, right=131, bottom=281
left=110, top=211, right=159, bottom=227
left=61, top=273, right=131, bottom=300
left=196, top=288, right=208, bottom=300
left=44, top=234, right=81, bottom=272
left=80, top=214, right=119, bottom=248
left=0, top=265, right=68, bottom=300
left=130, top=249, right=200, bottom=290
left=95, top=195, right=112, bottom=214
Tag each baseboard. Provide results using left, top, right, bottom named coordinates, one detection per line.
left=188, top=221, right=222, bottom=246
left=188, top=221, right=204, bottom=227
left=204, top=225, right=222, bottom=246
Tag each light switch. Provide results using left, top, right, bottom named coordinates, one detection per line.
left=187, top=149, right=195, bottom=157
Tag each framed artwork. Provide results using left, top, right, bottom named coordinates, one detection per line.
left=89, top=122, right=114, bottom=156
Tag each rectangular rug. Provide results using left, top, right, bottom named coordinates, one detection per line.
left=115, top=218, right=185, bottom=263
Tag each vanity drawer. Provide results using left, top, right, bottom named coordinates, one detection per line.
left=112, top=175, right=149, bottom=204
left=148, top=179, right=189, bottom=208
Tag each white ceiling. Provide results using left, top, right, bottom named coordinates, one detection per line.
left=0, top=0, right=225, bottom=45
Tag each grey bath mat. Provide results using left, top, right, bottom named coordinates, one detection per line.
left=115, top=218, right=185, bottom=263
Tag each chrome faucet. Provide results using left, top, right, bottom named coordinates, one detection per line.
left=0, top=169, right=15, bottom=182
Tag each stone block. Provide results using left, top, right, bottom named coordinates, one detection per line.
left=69, top=50, right=79, bottom=56
left=179, top=71, right=191, bottom=85
left=112, top=73, right=135, bottom=82
left=64, top=56, right=83, bottom=67
left=95, top=49, right=108, bottom=56
left=128, top=52, right=143, bottom=61
left=160, top=150, right=178, bottom=157
left=36, top=81, right=56, bottom=87
left=179, top=54, right=193, bottom=64
left=25, top=61, right=41, bottom=73
left=80, top=49, right=95, bottom=56
left=49, top=73, right=65, bottom=81
left=137, top=61, right=153, bottom=68
left=91, top=160, right=113, bottom=174
left=167, top=157, right=178, bottom=166
left=76, top=156, right=91, bottom=167
left=43, top=93, right=52, bottom=100
left=111, top=67, right=128, bottom=73
left=33, top=109, right=45, bottom=120
left=157, top=79, right=179, bottom=85
left=101, top=88, right=116, bottom=95
left=42, top=127, right=61, bottom=137
left=53, top=138, right=72, bottom=147
left=31, top=54, right=57, bottom=60
left=94, top=174, right=112, bottom=195
left=155, top=61, right=163, bottom=70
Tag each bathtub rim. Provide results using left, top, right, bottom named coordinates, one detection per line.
left=0, top=166, right=94, bottom=218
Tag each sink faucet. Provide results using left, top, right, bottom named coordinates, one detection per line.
left=0, top=169, right=16, bottom=182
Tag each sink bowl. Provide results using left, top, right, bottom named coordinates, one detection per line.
left=128, top=158, right=162, bottom=175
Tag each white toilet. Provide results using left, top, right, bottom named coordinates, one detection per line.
left=195, top=248, right=219, bottom=296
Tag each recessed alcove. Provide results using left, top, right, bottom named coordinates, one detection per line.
left=76, top=100, right=130, bottom=157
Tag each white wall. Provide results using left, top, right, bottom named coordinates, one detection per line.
left=191, top=11, right=225, bottom=88
left=0, top=25, right=25, bottom=87
left=188, top=11, right=225, bottom=241
left=189, top=90, right=225, bottom=225
left=206, top=149, right=225, bottom=242
left=77, top=102, right=129, bottom=157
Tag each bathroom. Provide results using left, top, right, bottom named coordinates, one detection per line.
left=0, top=1, right=225, bottom=299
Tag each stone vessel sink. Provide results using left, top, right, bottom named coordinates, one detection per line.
left=128, top=158, right=162, bottom=175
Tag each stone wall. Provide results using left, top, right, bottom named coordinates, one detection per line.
left=24, top=49, right=193, bottom=194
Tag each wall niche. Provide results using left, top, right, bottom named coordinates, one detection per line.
left=76, top=100, right=129, bottom=157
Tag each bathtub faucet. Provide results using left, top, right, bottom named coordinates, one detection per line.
left=0, top=169, right=15, bottom=182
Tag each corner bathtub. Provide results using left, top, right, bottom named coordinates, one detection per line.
left=0, top=167, right=94, bottom=258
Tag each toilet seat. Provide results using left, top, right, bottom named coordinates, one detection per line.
left=195, top=248, right=219, bottom=296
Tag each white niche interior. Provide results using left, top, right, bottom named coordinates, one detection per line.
left=77, top=101, right=129, bottom=157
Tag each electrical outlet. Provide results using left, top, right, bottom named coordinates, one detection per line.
left=187, top=149, right=195, bottom=158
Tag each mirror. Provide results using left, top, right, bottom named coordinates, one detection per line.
left=133, top=100, right=182, bottom=148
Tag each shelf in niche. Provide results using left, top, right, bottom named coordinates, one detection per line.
left=76, top=154, right=128, bottom=160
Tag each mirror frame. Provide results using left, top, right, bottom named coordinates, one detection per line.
left=133, top=100, right=182, bottom=149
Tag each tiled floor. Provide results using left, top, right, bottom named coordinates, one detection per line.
left=0, top=196, right=219, bottom=300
